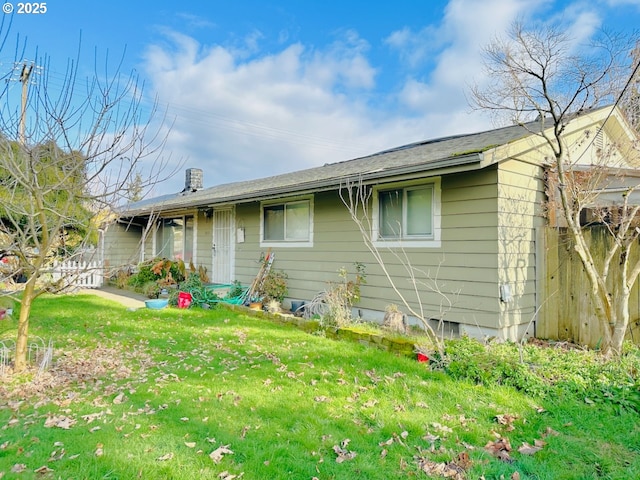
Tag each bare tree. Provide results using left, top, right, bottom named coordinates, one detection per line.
left=0, top=37, right=174, bottom=371
left=471, top=23, right=640, bottom=356
left=340, top=179, right=459, bottom=356
left=620, top=40, right=640, bottom=131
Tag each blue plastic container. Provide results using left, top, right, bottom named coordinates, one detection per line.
left=145, top=299, right=169, bottom=309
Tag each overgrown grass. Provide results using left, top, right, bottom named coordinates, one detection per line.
left=0, top=294, right=638, bottom=479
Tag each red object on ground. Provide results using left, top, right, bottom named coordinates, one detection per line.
left=178, top=292, right=192, bottom=309
left=417, top=352, right=429, bottom=363
left=0, top=309, right=6, bottom=320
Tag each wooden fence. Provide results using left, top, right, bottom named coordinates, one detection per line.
left=538, top=226, right=640, bottom=347
left=51, top=260, right=104, bottom=289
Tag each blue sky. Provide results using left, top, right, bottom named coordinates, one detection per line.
left=2, top=0, right=640, bottom=195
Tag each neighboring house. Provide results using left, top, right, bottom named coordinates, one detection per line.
left=104, top=105, right=640, bottom=342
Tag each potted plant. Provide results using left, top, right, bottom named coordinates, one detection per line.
left=261, top=269, right=288, bottom=308
left=248, top=295, right=264, bottom=310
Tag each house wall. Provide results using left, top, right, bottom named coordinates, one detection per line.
left=484, top=159, right=546, bottom=341
left=103, top=222, right=144, bottom=269
left=232, top=168, right=509, bottom=334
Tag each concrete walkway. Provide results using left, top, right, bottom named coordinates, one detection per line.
left=79, top=286, right=148, bottom=310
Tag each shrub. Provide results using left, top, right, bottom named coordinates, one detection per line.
left=179, top=273, right=219, bottom=308
left=127, top=262, right=158, bottom=288
left=316, top=263, right=367, bottom=328
left=142, top=281, right=160, bottom=299
left=442, top=337, right=640, bottom=412
left=127, top=258, right=186, bottom=290
left=261, top=269, right=288, bottom=302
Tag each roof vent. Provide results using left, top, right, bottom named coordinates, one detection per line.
left=184, top=168, right=203, bottom=192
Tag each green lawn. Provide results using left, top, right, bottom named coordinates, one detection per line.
left=0, top=294, right=638, bottom=479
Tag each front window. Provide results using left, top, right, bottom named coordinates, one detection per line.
left=379, top=186, right=433, bottom=239
left=262, top=199, right=313, bottom=246
left=157, top=215, right=194, bottom=262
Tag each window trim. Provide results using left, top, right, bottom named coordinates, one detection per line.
left=260, top=196, right=314, bottom=248
left=372, top=178, right=441, bottom=248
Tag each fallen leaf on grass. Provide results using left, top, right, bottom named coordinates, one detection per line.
left=95, top=444, right=104, bottom=457
left=34, top=465, right=54, bottom=474
left=416, top=453, right=469, bottom=480
left=485, top=437, right=513, bottom=463
left=48, top=449, right=66, bottom=461
left=518, top=439, right=546, bottom=455
left=184, top=442, right=196, bottom=448
left=156, top=452, right=174, bottom=461
left=495, top=413, right=518, bottom=431
left=431, top=422, right=453, bottom=434
left=333, top=439, right=357, bottom=463
left=6, top=418, right=19, bottom=428
left=11, top=464, right=27, bottom=473
left=82, top=412, right=105, bottom=424
left=44, top=415, right=76, bottom=430
left=218, top=471, right=241, bottom=480
left=113, top=392, right=126, bottom=404
left=210, top=445, right=234, bottom=464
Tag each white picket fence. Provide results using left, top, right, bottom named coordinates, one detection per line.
left=51, top=260, right=104, bottom=289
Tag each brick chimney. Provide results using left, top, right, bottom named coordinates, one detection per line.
left=184, top=168, right=203, bottom=192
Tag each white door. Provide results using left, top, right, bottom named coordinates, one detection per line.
left=212, top=208, right=234, bottom=284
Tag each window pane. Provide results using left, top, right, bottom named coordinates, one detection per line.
left=172, top=219, right=184, bottom=260
left=158, top=220, right=173, bottom=257
left=264, top=205, right=285, bottom=240
left=158, top=218, right=184, bottom=259
left=379, top=190, right=402, bottom=238
left=285, top=202, right=310, bottom=240
left=406, top=187, right=432, bottom=236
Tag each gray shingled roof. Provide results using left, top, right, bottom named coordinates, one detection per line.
left=121, top=119, right=541, bottom=217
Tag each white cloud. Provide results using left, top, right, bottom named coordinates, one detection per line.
left=139, top=0, right=615, bottom=195
left=142, top=30, right=393, bottom=193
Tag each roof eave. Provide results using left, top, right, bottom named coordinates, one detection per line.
left=119, top=153, right=483, bottom=218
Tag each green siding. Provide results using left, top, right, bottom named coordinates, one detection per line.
left=497, top=159, right=545, bottom=329
left=231, top=172, right=507, bottom=329
left=103, top=223, right=144, bottom=268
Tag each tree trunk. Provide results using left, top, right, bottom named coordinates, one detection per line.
left=609, top=287, right=631, bottom=356
left=14, top=279, right=35, bottom=372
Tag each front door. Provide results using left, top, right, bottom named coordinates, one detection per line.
left=212, top=208, right=234, bottom=284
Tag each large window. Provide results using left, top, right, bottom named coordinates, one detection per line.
left=261, top=199, right=312, bottom=246
left=374, top=181, right=440, bottom=247
left=157, top=216, right=194, bottom=262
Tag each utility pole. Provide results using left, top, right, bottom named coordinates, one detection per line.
left=7, top=61, right=41, bottom=146
left=19, top=62, right=33, bottom=146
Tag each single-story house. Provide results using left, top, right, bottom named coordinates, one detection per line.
left=103, top=105, right=640, bottom=342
